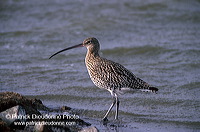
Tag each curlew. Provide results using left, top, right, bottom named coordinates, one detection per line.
left=49, top=37, right=158, bottom=121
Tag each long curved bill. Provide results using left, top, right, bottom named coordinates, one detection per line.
left=49, top=43, right=83, bottom=59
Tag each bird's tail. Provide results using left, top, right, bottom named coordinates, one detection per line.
left=149, top=87, right=158, bottom=93
left=136, top=78, right=158, bottom=93
left=140, top=87, right=158, bottom=93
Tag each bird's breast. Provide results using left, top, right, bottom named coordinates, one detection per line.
left=85, top=57, right=111, bottom=89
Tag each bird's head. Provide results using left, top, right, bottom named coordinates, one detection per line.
left=83, top=37, right=100, bottom=52
left=49, top=37, right=99, bottom=59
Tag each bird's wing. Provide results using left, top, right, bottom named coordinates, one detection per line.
left=97, top=58, right=150, bottom=90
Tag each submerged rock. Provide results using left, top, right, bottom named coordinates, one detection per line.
left=33, top=121, right=53, bottom=132
left=61, top=106, right=72, bottom=111
left=79, top=126, right=99, bottom=132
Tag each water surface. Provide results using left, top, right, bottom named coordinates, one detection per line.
left=1, top=0, right=200, bottom=131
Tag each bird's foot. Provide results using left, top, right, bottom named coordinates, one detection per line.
left=112, top=119, right=121, bottom=125
left=101, top=117, right=122, bottom=127
left=101, top=117, right=109, bottom=125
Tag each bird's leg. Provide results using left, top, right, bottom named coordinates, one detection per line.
left=115, top=96, right=119, bottom=120
left=102, top=97, right=116, bottom=121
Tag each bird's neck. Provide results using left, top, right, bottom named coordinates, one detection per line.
left=85, top=47, right=100, bottom=64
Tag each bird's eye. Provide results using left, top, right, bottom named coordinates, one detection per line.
left=87, top=41, right=91, bottom=44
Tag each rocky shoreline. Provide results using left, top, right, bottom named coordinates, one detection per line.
left=0, top=92, right=98, bottom=132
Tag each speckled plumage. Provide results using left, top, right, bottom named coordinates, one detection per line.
left=86, top=53, right=149, bottom=93
left=50, top=37, right=158, bottom=121
left=84, top=38, right=157, bottom=95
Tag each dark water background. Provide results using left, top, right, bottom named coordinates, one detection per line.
left=1, top=0, right=200, bottom=131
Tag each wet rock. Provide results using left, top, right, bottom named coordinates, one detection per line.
left=0, top=92, right=95, bottom=132
left=51, top=126, right=70, bottom=132
left=33, top=121, right=53, bottom=132
left=0, top=92, right=49, bottom=115
left=0, top=105, right=26, bottom=126
left=0, top=120, right=11, bottom=132
left=0, top=105, right=26, bottom=129
left=79, top=126, right=99, bottom=132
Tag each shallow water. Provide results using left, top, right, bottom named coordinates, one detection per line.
left=1, top=0, right=200, bottom=131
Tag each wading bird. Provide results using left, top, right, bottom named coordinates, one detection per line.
left=49, top=37, right=158, bottom=122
